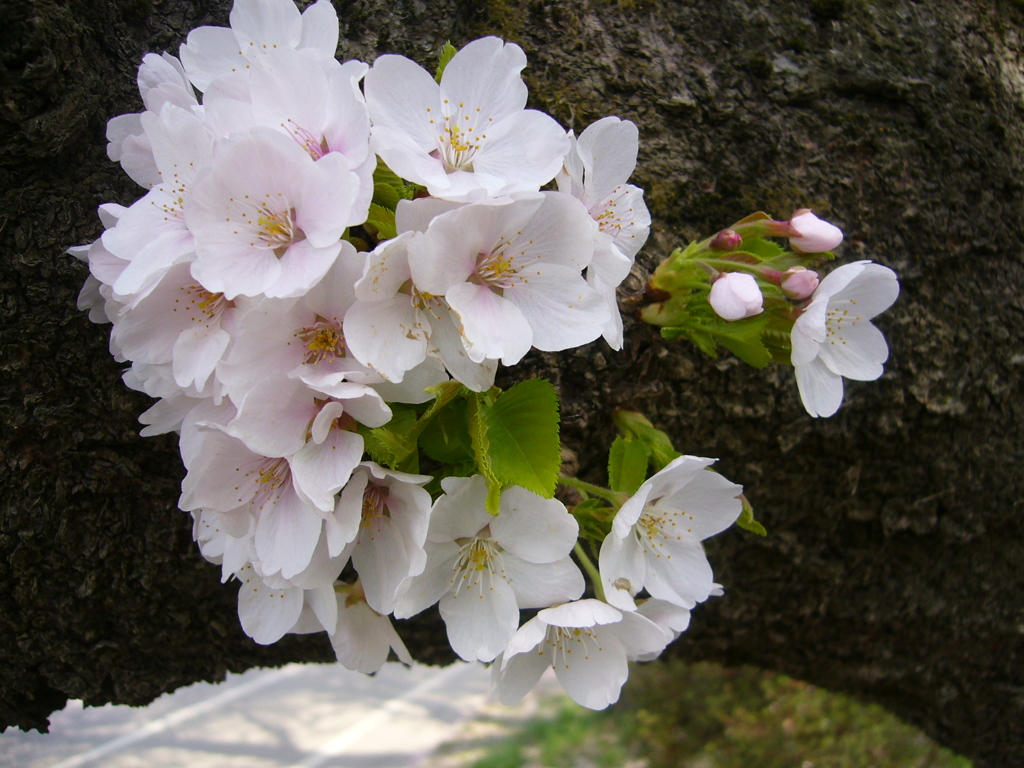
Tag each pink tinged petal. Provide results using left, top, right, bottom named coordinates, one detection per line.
left=236, top=566, right=303, bottom=644
left=230, top=0, right=302, bottom=50
left=553, top=628, right=629, bottom=710
left=353, top=515, right=410, bottom=615
left=393, top=542, right=462, bottom=619
left=330, top=469, right=369, bottom=556
left=660, top=470, right=743, bottom=541
left=539, top=598, right=622, bottom=628
left=636, top=598, right=691, bottom=636
left=611, top=483, right=656, bottom=539
left=305, top=584, right=339, bottom=634
left=790, top=299, right=829, bottom=366
left=812, top=260, right=871, bottom=300
left=576, top=117, right=640, bottom=202
left=249, top=49, right=330, bottom=144
left=440, top=572, right=519, bottom=662
left=364, top=54, right=443, bottom=151
left=491, top=647, right=551, bottom=706
left=438, top=37, right=528, bottom=122
left=227, top=375, right=315, bottom=457
left=179, top=431, right=263, bottom=512
left=179, top=26, right=247, bottom=92
left=291, top=428, right=364, bottom=513
left=354, top=234, right=413, bottom=300
left=643, top=534, right=714, bottom=608
left=598, top=532, right=645, bottom=612
left=330, top=599, right=397, bottom=674
left=299, top=0, right=339, bottom=55
left=446, top=282, right=533, bottom=365
left=427, top=475, right=494, bottom=542
left=344, top=298, right=429, bottom=383
left=295, top=151, right=362, bottom=242
left=371, top=125, right=455, bottom=193
left=395, top=198, right=465, bottom=235
left=789, top=211, right=844, bottom=252
left=426, top=304, right=498, bottom=393
left=265, top=239, right=341, bottom=299
left=254, top=488, right=323, bottom=579
left=504, top=556, right=585, bottom=609
left=831, top=263, right=899, bottom=319
left=819, top=321, right=889, bottom=381
left=796, top=356, right=845, bottom=418
left=492, top=488, right=579, bottom=563
left=472, top=110, right=571, bottom=191
left=709, top=272, right=763, bottom=321
left=310, top=401, right=346, bottom=444
left=504, top=266, right=607, bottom=352
left=172, top=325, right=230, bottom=391
left=612, top=610, right=673, bottom=662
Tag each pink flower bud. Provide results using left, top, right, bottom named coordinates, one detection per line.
left=709, top=272, right=763, bottom=321
left=788, top=210, right=843, bottom=253
left=780, top=267, right=820, bottom=299
left=710, top=228, right=743, bottom=251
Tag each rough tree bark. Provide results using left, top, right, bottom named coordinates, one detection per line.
left=2, top=0, right=1022, bottom=765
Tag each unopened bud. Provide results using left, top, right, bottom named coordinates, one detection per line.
left=780, top=267, right=819, bottom=299
left=788, top=210, right=843, bottom=253
left=709, top=272, right=763, bottom=321
left=710, top=228, right=743, bottom=251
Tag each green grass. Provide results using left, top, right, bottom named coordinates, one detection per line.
left=469, top=660, right=972, bottom=768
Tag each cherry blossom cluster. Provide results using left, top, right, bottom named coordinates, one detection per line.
left=640, top=211, right=900, bottom=417
left=73, top=0, right=756, bottom=709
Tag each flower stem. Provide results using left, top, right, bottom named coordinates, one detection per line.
left=574, top=541, right=606, bottom=602
left=558, top=475, right=626, bottom=505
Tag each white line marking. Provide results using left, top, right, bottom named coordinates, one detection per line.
left=45, top=665, right=307, bottom=768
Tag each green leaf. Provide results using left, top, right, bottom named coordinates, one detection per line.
left=466, top=392, right=503, bottom=515
left=419, top=397, right=474, bottom=464
left=481, top=378, right=561, bottom=499
left=371, top=160, right=416, bottom=205
left=359, top=406, right=419, bottom=469
left=607, top=437, right=648, bottom=495
left=365, top=203, right=397, bottom=240
left=371, top=182, right=401, bottom=210
left=612, top=410, right=681, bottom=472
left=736, top=495, right=767, bottom=536
left=739, top=236, right=784, bottom=262
left=435, top=41, right=458, bottom=82
left=708, top=314, right=772, bottom=369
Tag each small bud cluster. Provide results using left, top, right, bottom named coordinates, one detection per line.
left=640, top=211, right=899, bottom=418
left=72, top=0, right=749, bottom=710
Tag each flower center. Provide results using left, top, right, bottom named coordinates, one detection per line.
left=239, top=457, right=290, bottom=513
left=176, top=284, right=232, bottom=322
left=360, top=485, right=391, bottom=535
left=428, top=100, right=493, bottom=172
left=284, top=119, right=330, bottom=161
left=544, top=625, right=604, bottom=668
left=297, top=319, right=346, bottom=364
left=450, top=536, right=506, bottom=598
left=825, top=300, right=863, bottom=346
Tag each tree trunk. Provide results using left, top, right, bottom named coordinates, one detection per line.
left=2, top=0, right=1022, bottom=765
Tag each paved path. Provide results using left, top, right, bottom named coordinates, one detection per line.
left=1, top=662, right=492, bottom=768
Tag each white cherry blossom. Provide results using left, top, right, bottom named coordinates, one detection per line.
left=491, top=598, right=670, bottom=709
left=179, top=0, right=339, bottom=91
left=599, top=455, right=743, bottom=611
left=791, top=260, right=899, bottom=417
left=394, top=476, right=584, bottom=663
left=328, top=462, right=432, bottom=615
left=408, top=194, right=607, bottom=366
left=185, top=126, right=360, bottom=299
left=364, top=37, right=569, bottom=201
